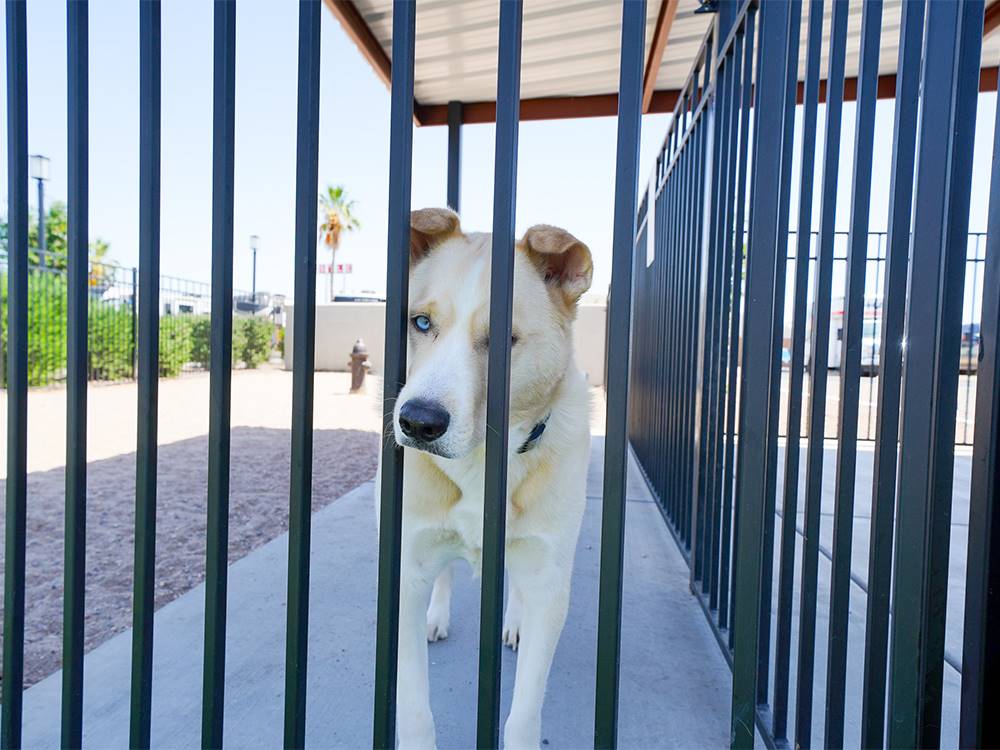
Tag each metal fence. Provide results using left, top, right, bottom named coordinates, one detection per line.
left=629, top=0, right=999, bottom=748
left=0, top=250, right=275, bottom=388
left=2, top=0, right=641, bottom=748
left=4, top=1, right=998, bottom=749
left=768, top=230, right=987, bottom=445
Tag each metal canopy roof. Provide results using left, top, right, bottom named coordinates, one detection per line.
left=325, top=0, right=1000, bottom=127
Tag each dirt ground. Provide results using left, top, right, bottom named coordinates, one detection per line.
left=0, top=367, right=383, bottom=687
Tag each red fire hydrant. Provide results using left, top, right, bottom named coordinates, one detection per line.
left=349, top=338, right=370, bottom=393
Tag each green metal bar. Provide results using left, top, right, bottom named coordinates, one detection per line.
left=129, top=1, right=162, bottom=745
left=283, top=1, right=322, bottom=746
left=372, top=1, right=416, bottom=746
left=201, top=0, right=237, bottom=745
left=887, top=1, right=984, bottom=746
left=960, top=40, right=1000, bottom=747
left=823, top=1, right=882, bottom=744
left=729, top=1, right=791, bottom=746
left=3, top=1, right=29, bottom=746
left=476, top=0, right=523, bottom=745
left=62, top=0, right=90, bottom=745
left=593, top=0, right=646, bottom=746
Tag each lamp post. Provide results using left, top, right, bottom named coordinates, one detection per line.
left=249, top=234, right=259, bottom=305
left=29, top=154, right=50, bottom=260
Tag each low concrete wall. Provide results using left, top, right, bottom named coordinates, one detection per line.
left=284, top=301, right=608, bottom=386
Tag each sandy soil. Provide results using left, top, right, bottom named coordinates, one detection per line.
left=0, top=368, right=383, bottom=686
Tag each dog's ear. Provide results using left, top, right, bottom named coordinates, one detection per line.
left=410, top=208, right=460, bottom=261
left=520, top=224, right=593, bottom=305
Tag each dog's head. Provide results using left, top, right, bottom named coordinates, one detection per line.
left=393, top=207, right=592, bottom=459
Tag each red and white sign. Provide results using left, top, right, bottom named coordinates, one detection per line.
left=318, top=262, right=353, bottom=274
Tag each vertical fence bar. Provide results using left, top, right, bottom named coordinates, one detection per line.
left=663, top=159, right=675, bottom=522
left=476, top=1, right=523, bottom=745
left=795, top=3, right=848, bottom=745
left=593, top=1, right=645, bottom=745
left=730, top=1, right=791, bottom=745
left=2, top=2, right=29, bottom=746
left=772, top=0, right=821, bottom=739
left=62, top=0, right=89, bottom=744
left=960, top=55, right=1000, bottom=749
left=687, top=123, right=707, bottom=552
left=283, top=2, right=322, bottom=746
left=129, top=1, right=162, bottom=744
left=705, top=51, right=732, bottom=606
left=729, top=7, right=764, bottom=651
left=447, top=100, right=462, bottom=212
left=685, top=125, right=703, bottom=552
left=372, top=1, right=415, bottom=745
left=757, top=0, right=801, bottom=713
left=201, top=0, right=237, bottom=745
left=692, top=73, right=719, bottom=588
left=710, top=26, right=741, bottom=614
left=722, top=7, right=755, bottom=642
left=888, top=1, right=984, bottom=746
left=663, top=141, right=677, bottom=525
left=823, top=3, right=881, bottom=745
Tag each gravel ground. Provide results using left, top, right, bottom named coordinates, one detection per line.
left=0, top=368, right=382, bottom=687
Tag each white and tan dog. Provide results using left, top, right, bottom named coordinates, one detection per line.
left=375, top=208, right=593, bottom=749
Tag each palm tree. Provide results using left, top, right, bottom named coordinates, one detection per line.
left=319, top=185, right=360, bottom=259
left=318, top=185, right=360, bottom=301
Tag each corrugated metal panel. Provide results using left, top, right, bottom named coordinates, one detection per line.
left=347, top=0, right=997, bottom=110
left=354, top=0, right=687, bottom=104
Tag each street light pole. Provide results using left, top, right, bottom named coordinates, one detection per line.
left=30, top=154, right=50, bottom=260
left=249, top=235, right=259, bottom=305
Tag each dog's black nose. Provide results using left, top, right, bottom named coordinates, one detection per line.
left=398, top=399, right=451, bottom=443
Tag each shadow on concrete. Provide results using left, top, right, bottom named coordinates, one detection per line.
left=20, top=438, right=733, bottom=748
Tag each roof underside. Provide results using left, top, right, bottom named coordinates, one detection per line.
left=328, top=0, right=1000, bottom=126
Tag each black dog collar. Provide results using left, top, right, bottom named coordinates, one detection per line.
left=517, top=415, right=549, bottom=454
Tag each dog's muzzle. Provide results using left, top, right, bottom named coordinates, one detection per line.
left=398, top=398, right=451, bottom=448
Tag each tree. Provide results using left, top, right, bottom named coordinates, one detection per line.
left=318, top=185, right=360, bottom=263
left=0, top=202, right=114, bottom=274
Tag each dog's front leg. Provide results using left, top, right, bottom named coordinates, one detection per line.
left=503, top=563, right=571, bottom=750
left=426, top=564, right=453, bottom=642
left=396, top=570, right=437, bottom=750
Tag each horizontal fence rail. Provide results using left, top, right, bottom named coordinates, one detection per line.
left=628, top=0, right=998, bottom=748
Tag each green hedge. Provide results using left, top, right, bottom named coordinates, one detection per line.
left=1, top=270, right=277, bottom=386
left=188, top=314, right=274, bottom=370
left=2, top=270, right=69, bottom=386
left=89, top=301, right=134, bottom=381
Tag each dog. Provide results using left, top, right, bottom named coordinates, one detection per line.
left=375, top=207, right=593, bottom=749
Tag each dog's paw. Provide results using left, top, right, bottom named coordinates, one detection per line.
left=502, top=616, right=521, bottom=651
left=426, top=603, right=450, bottom=642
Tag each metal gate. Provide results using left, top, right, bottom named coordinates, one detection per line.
left=2, top=0, right=647, bottom=748
left=4, top=0, right=1000, bottom=748
left=629, top=0, right=1000, bottom=748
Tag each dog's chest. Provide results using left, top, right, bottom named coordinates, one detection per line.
left=431, top=450, right=532, bottom=562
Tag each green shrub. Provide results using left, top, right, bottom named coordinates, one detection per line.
left=1, top=269, right=69, bottom=387
left=189, top=315, right=212, bottom=369
left=88, top=301, right=134, bottom=381
left=188, top=314, right=274, bottom=369
left=236, top=317, right=273, bottom=369
left=158, top=315, right=193, bottom=377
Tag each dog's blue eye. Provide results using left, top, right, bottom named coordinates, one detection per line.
left=412, top=314, right=432, bottom=333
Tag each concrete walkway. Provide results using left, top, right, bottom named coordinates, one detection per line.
left=20, top=438, right=732, bottom=749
